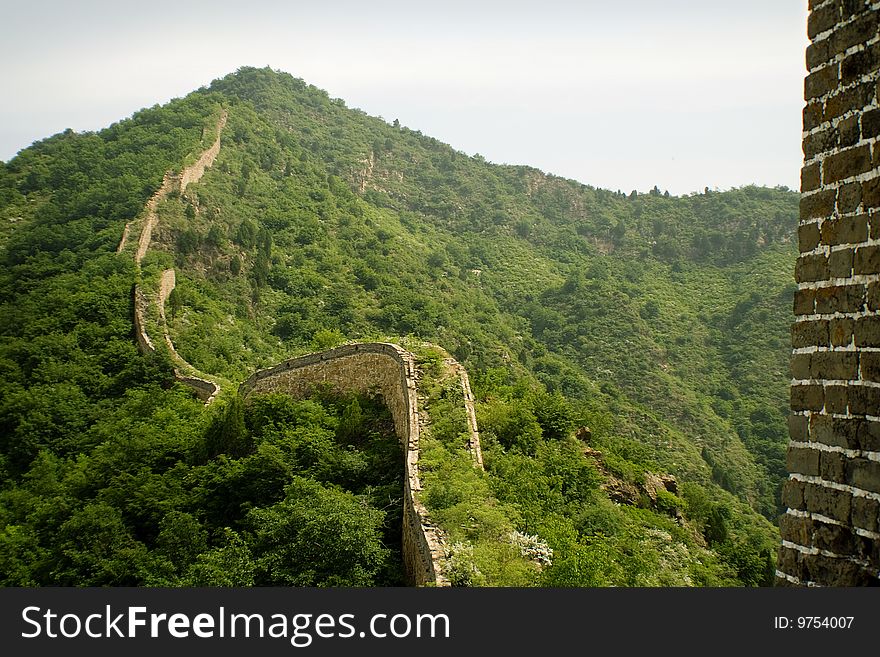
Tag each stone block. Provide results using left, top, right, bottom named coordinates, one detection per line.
left=821, top=214, right=868, bottom=244
left=811, top=351, right=859, bottom=379
left=794, top=288, right=817, bottom=315
left=828, top=248, right=854, bottom=278
left=792, top=384, right=825, bottom=411
left=854, top=315, right=880, bottom=347
left=814, top=284, right=865, bottom=313
left=796, top=253, right=830, bottom=282
left=854, top=244, right=880, bottom=274
left=836, top=181, right=862, bottom=212
left=792, top=319, right=830, bottom=348
left=847, top=457, right=880, bottom=493
left=788, top=446, right=821, bottom=476
left=823, top=144, right=872, bottom=184
left=860, top=352, right=880, bottom=383
left=800, top=189, right=836, bottom=219
left=829, top=317, right=854, bottom=346
left=823, top=384, right=849, bottom=413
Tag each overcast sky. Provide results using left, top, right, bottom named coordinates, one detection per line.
left=0, top=0, right=808, bottom=196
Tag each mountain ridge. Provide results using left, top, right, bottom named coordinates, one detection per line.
left=0, top=66, right=796, bottom=586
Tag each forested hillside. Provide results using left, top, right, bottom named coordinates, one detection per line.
left=0, top=67, right=798, bottom=586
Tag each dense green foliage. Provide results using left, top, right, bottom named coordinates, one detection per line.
left=0, top=67, right=797, bottom=586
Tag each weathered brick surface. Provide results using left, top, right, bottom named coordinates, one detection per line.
left=796, top=253, right=830, bottom=282
left=810, top=350, right=859, bottom=379
left=854, top=315, right=880, bottom=346
left=794, top=288, right=817, bottom=315
left=787, top=446, right=821, bottom=476
left=823, top=144, right=872, bottom=183
left=820, top=214, right=868, bottom=244
left=782, top=2, right=880, bottom=587
left=854, top=244, right=880, bottom=274
left=860, top=351, right=880, bottom=381
left=828, top=248, right=854, bottom=278
left=792, top=384, right=825, bottom=411
left=829, top=317, right=854, bottom=346
left=814, top=283, right=865, bottom=313
left=802, top=162, right=823, bottom=192
left=800, top=189, right=836, bottom=219
left=823, top=384, right=849, bottom=413
left=792, top=319, right=830, bottom=347
left=836, top=180, right=862, bottom=211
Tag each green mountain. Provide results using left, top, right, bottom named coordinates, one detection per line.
left=0, top=66, right=797, bottom=586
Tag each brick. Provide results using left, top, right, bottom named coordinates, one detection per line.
left=788, top=446, right=821, bottom=476
left=854, top=315, right=880, bottom=346
left=869, top=281, right=880, bottom=310
left=804, top=126, right=838, bottom=158
left=814, top=520, right=858, bottom=556
left=871, top=212, right=880, bottom=239
left=792, top=384, right=825, bottom=411
left=811, top=351, right=859, bottom=379
left=824, top=81, right=874, bottom=121
left=820, top=450, right=846, bottom=481
left=824, top=384, right=849, bottom=413
left=792, top=319, right=830, bottom=347
left=863, top=108, right=880, bottom=139
left=863, top=177, right=880, bottom=208
left=794, top=288, right=817, bottom=315
left=791, top=353, right=813, bottom=379
left=804, top=480, right=852, bottom=522
left=836, top=417, right=871, bottom=450
left=839, top=115, right=861, bottom=148
left=780, top=513, right=811, bottom=545
left=781, top=479, right=806, bottom=510
left=863, top=353, right=880, bottom=385
left=802, top=162, right=822, bottom=193
left=855, top=418, right=880, bottom=451
left=807, top=39, right=832, bottom=70
left=808, top=3, right=840, bottom=40
left=814, top=284, right=865, bottom=313
left=799, top=222, right=822, bottom=252
left=796, top=254, right=830, bottom=282
left=848, top=385, right=880, bottom=415
left=828, top=247, right=854, bottom=277
left=830, top=317, right=854, bottom=346
left=852, top=496, right=879, bottom=533
left=841, top=41, right=880, bottom=84
left=789, top=413, right=810, bottom=441
left=854, top=244, right=880, bottom=274
left=836, top=182, right=862, bottom=213
left=812, top=414, right=849, bottom=448
left=804, top=101, right=824, bottom=131
left=800, top=189, right=836, bottom=219
left=835, top=11, right=879, bottom=54
left=823, top=144, right=873, bottom=184
left=847, top=457, right=880, bottom=493
left=820, top=214, right=868, bottom=244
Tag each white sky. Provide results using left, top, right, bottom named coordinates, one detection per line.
left=0, top=0, right=809, bottom=196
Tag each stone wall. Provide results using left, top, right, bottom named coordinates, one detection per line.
left=778, top=0, right=880, bottom=586
left=128, top=112, right=226, bottom=405
left=240, top=343, right=467, bottom=586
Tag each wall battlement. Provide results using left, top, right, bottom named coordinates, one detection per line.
left=778, top=0, right=880, bottom=586
left=239, top=342, right=484, bottom=586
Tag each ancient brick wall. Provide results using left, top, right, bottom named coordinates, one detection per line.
left=240, top=343, right=461, bottom=586
left=128, top=113, right=226, bottom=405
left=778, top=0, right=880, bottom=586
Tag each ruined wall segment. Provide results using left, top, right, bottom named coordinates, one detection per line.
left=240, top=343, right=467, bottom=587
left=778, top=0, right=880, bottom=586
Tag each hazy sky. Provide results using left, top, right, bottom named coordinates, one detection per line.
left=0, top=0, right=808, bottom=196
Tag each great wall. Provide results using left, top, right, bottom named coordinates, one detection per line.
left=121, top=109, right=482, bottom=586
left=120, top=2, right=880, bottom=587
left=778, top=0, right=880, bottom=586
